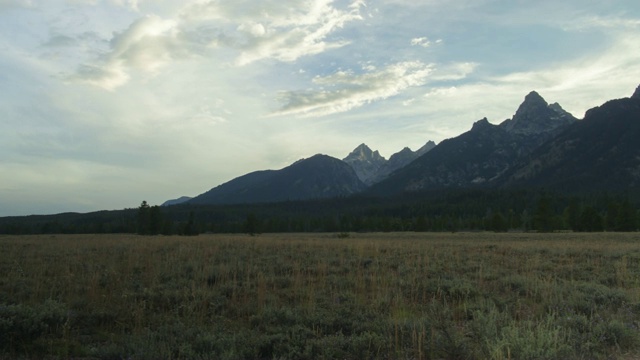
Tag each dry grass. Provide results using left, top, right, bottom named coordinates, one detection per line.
left=1, top=232, right=640, bottom=359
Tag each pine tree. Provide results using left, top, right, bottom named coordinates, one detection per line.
left=564, top=198, right=581, bottom=231
left=245, top=213, right=259, bottom=236
left=534, top=194, right=554, bottom=232
left=616, top=200, right=637, bottom=231
left=489, top=211, right=508, bottom=232
left=182, top=211, right=199, bottom=236
left=137, top=201, right=151, bottom=235
left=137, top=201, right=163, bottom=235
left=577, top=206, right=603, bottom=232
left=605, top=201, right=620, bottom=231
left=149, top=206, right=162, bottom=235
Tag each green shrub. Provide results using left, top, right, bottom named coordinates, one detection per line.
left=0, top=300, right=68, bottom=353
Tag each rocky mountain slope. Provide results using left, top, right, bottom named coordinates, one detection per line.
left=368, top=91, right=577, bottom=195
left=500, top=91, right=640, bottom=191
left=500, top=91, right=576, bottom=137
left=371, top=141, right=437, bottom=184
left=161, top=196, right=192, bottom=207
left=342, top=144, right=386, bottom=185
left=188, top=154, right=367, bottom=205
left=342, top=141, right=436, bottom=185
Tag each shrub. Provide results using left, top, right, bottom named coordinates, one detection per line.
left=0, top=300, right=68, bottom=353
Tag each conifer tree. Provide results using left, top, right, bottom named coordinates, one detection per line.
left=137, top=201, right=151, bottom=235
left=534, top=194, right=554, bottom=232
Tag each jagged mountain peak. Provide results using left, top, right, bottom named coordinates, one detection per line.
left=472, top=117, right=492, bottom=130
left=523, top=90, right=547, bottom=105
left=353, top=143, right=371, bottom=153
left=513, top=91, right=550, bottom=120
left=632, top=84, right=640, bottom=99
left=548, top=102, right=574, bottom=119
left=369, top=142, right=435, bottom=185
left=548, top=102, right=563, bottom=112
left=396, top=147, right=413, bottom=155
left=344, top=143, right=385, bottom=162
left=503, top=94, right=640, bottom=191
left=343, top=143, right=387, bottom=185
left=416, top=140, right=437, bottom=157
left=502, top=91, right=576, bottom=135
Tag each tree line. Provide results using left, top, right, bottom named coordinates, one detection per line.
left=1, top=190, right=639, bottom=235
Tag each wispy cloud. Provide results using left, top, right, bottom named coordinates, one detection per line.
left=271, top=61, right=434, bottom=117
left=430, top=62, right=478, bottom=81
left=562, top=14, right=640, bottom=31
left=420, top=29, right=640, bottom=125
left=234, top=0, right=363, bottom=65
left=271, top=58, right=481, bottom=118
left=70, top=0, right=365, bottom=89
left=0, top=0, right=34, bottom=11
left=109, top=0, right=142, bottom=11
left=410, top=36, right=441, bottom=48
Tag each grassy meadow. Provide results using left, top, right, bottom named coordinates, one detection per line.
left=2, top=232, right=640, bottom=359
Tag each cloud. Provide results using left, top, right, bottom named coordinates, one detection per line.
left=424, top=86, right=458, bottom=98
left=0, top=0, right=34, bottom=11
left=109, top=0, right=142, bottom=11
left=486, top=3, right=640, bottom=32
left=43, top=34, right=78, bottom=47
left=74, top=62, right=130, bottom=90
left=430, top=62, right=478, bottom=81
left=271, top=61, right=434, bottom=117
left=189, top=100, right=230, bottom=126
left=71, top=14, right=180, bottom=90
left=65, top=0, right=99, bottom=5
left=71, top=0, right=365, bottom=89
left=108, top=15, right=179, bottom=68
left=562, top=14, right=640, bottom=32
left=271, top=59, right=481, bottom=118
left=411, top=37, right=442, bottom=48
left=4, top=0, right=639, bottom=217
left=419, top=28, right=640, bottom=126
left=182, top=0, right=365, bottom=66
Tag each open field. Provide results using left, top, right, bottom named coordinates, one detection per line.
left=2, top=232, right=640, bottom=359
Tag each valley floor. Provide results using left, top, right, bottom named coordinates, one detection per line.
left=2, top=232, right=640, bottom=359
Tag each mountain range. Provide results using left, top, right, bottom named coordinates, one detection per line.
left=368, top=90, right=578, bottom=194
left=169, top=84, right=640, bottom=206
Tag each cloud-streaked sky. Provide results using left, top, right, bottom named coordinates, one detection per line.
left=1, top=0, right=639, bottom=216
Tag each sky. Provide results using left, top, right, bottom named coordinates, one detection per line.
left=1, top=0, right=639, bottom=216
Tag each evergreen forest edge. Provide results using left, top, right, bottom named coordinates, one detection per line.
left=2, top=188, right=640, bottom=235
